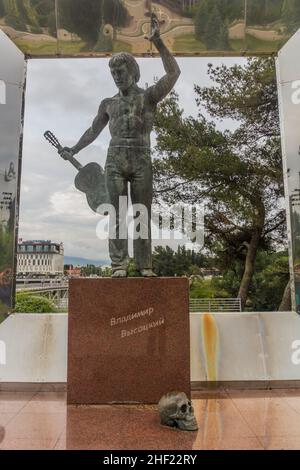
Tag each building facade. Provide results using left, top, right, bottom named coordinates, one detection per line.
left=17, top=240, right=64, bottom=277
left=64, top=265, right=82, bottom=278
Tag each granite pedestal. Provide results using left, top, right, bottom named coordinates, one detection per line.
left=67, top=278, right=190, bottom=404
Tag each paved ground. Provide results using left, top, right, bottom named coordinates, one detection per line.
left=1, top=388, right=300, bottom=449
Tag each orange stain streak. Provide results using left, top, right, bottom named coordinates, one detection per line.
left=202, top=313, right=218, bottom=382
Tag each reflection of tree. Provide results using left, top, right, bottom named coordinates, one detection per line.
left=202, top=4, right=229, bottom=50
left=194, top=0, right=243, bottom=50
left=102, top=0, right=129, bottom=28
left=291, top=198, right=300, bottom=266
left=0, top=0, right=5, bottom=17
left=58, top=0, right=130, bottom=46
left=247, top=0, right=300, bottom=32
left=191, top=0, right=300, bottom=50
left=281, top=0, right=300, bottom=32
left=0, top=196, right=15, bottom=316
left=0, top=224, right=14, bottom=315
left=0, top=0, right=56, bottom=35
left=0, top=227, right=13, bottom=271
left=247, top=0, right=283, bottom=25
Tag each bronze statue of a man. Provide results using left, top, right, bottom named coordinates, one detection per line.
left=60, top=14, right=181, bottom=277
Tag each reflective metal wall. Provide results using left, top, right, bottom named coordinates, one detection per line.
left=277, top=29, right=300, bottom=313
left=0, top=30, right=25, bottom=320
left=0, top=0, right=299, bottom=57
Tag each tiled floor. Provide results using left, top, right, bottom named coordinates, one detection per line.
left=1, top=389, right=300, bottom=450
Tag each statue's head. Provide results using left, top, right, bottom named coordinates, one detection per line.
left=109, top=53, right=140, bottom=92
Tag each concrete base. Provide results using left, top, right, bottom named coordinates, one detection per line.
left=67, top=278, right=190, bottom=404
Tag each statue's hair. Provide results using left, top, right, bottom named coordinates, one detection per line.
left=109, top=52, right=140, bottom=83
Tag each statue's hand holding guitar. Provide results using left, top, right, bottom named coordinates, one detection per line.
left=44, top=131, right=76, bottom=164
left=59, top=147, right=74, bottom=162
left=43, top=130, right=107, bottom=212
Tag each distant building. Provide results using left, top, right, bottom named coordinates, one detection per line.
left=100, top=264, right=112, bottom=270
left=64, top=264, right=81, bottom=278
left=17, top=240, right=64, bottom=276
left=200, top=268, right=221, bottom=280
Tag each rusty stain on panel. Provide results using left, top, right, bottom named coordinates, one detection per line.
left=38, top=316, right=55, bottom=380
left=202, top=313, right=219, bottom=382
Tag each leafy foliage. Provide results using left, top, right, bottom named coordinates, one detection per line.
left=153, top=57, right=286, bottom=308
left=192, top=0, right=300, bottom=50
left=152, top=246, right=210, bottom=277
left=58, top=0, right=129, bottom=44
left=213, top=250, right=289, bottom=311
left=15, top=292, right=56, bottom=313
left=195, top=0, right=235, bottom=50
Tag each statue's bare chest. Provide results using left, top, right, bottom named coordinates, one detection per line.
left=106, top=92, right=155, bottom=136
left=107, top=93, right=151, bottom=120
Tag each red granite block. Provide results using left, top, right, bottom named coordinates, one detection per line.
left=67, top=278, right=190, bottom=404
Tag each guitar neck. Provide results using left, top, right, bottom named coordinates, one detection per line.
left=68, top=154, right=83, bottom=171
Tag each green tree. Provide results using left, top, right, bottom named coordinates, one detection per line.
left=58, top=0, right=129, bottom=45
left=204, top=5, right=223, bottom=50
left=281, top=0, right=300, bottom=31
left=15, top=293, right=56, bottom=313
left=0, top=0, right=5, bottom=16
left=153, top=57, right=285, bottom=309
left=248, top=250, right=289, bottom=311
left=152, top=246, right=208, bottom=277
left=190, top=277, right=231, bottom=299
left=47, top=10, right=56, bottom=36
left=35, top=0, right=55, bottom=16
left=195, top=1, right=231, bottom=51
left=195, top=0, right=209, bottom=39
left=80, top=264, right=102, bottom=276
left=220, top=0, right=245, bottom=22
left=58, top=0, right=102, bottom=44
left=218, top=20, right=230, bottom=50
left=153, top=246, right=177, bottom=276
left=102, top=0, right=129, bottom=28
left=127, top=258, right=140, bottom=277
left=3, top=0, right=18, bottom=17
left=101, top=266, right=112, bottom=277
left=213, top=250, right=289, bottom=311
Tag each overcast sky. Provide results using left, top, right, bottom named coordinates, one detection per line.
left=19, top=56, right=246, bottom=263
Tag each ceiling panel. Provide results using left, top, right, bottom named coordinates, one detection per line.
left=0, top=1, right=299, bottom=57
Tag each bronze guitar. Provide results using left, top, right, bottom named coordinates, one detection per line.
left=44, top=130, right=107, bottom=213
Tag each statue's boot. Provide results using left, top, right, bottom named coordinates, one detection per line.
left=140, top=269, right=157, bottom=277
left=112, top=269, right=127, bottom=278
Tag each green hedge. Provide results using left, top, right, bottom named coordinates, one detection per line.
left=15, top=292, right=56, bottom=313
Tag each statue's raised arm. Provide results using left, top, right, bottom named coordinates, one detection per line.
left=146, top=13, right=181, bottom=104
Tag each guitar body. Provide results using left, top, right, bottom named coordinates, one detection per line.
left=43, top=131, right=108, bottom=213
left=74, top=162, right=108, bottom=213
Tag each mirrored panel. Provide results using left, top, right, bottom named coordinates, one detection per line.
left=153, top=0, right=246, bottom=55
left=56, top=0, right=149, bottom=56
left=57, top=0, right=108, bottom=55
left=277, top=29, right=300, bottom=313
left=1, top=0, right=300, bottom=56
left=0, top=31, right=25, bottom=321
left=0, top=0, right=57, bottom=56
left=245, top=0, right=298, bottom=54
left=112, top=0, right=151, bottom=54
